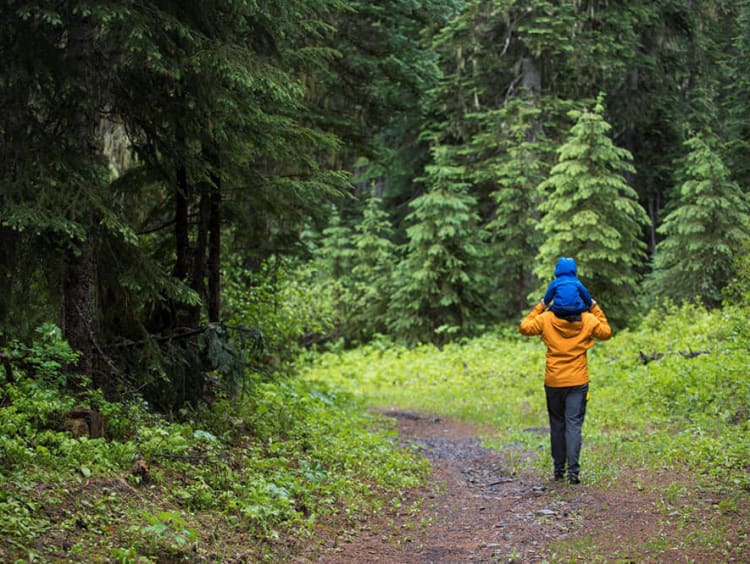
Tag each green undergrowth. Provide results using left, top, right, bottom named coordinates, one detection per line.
left=302, top=303, right=750, bottom=493
left=303, top=303, right=750, bottom=559
left=0, top=326, right=428, bottom=562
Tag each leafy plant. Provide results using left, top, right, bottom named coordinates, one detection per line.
left=130, top=510, right=198, bottom=554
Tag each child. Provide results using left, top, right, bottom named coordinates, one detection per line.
left=543, top=257, right=592, bottom=319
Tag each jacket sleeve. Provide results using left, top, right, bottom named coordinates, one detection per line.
left=590, top=304, right=612, bottom=340
left=543, top=280, right=556, bottom=305
left=578, top=281, right=593, bottom=307
left=519, top=302, right=546, bottom=336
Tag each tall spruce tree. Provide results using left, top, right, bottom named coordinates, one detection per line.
left=0, top=2, right=138, bottom=380
left=389, top=144, right=488, bottom=345
left=318, top=208, right=357, bottom=292
left=535, top=98, right=649, bottom=325
left=348, top=191, right=397, bottom=342
left=724, top=0, right=750, bottom=190
left=475, top=101, right=551, bottom=318
left=647, top=132, right=750, bottom=307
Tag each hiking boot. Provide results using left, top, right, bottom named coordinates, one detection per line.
left=567, top=473, right=580, bottom=485
left=554, top=471, right=565, bottom=482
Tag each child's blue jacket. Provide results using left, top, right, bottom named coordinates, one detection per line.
left=543, top=257, right=592, bottom=315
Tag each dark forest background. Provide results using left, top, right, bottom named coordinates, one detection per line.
left=2, top=0, right=750, bottom=409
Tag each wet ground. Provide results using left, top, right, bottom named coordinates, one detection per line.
left=307, top=410, right=587, bottom=563
left=298, top=410, right=748, bottom=563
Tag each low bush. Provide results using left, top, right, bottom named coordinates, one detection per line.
left=0, top=325, right=427, bottom=561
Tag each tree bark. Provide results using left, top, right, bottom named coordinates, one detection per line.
left=173, top=120, right=190, bottom=282
left=189, top=180, right=211, bottom=328
left=63, top=236, right=96, bottom=379
left=62, top=14, right=100, bottom=382
left=520, top=56, right=541, bottom=94
left=0, top=226, right=16, bottom=335
left=207, top=168, right=221, bottom=323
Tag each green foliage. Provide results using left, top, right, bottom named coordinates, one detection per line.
left=223, top=257, right=334, bottom=369
left=389, top=144, right=490, bottom=345
left=0, top=324, right=426, bottom=561
left=535, top=97, right=650, bottom=325
left=584, top=303, right=750, bottom=491
left=347, top=192, right=398, bottom=343
left=305, top=302, right=750, bottom=494
left=475, top=100, right=552, bottom=318
left=296, top=191, right=398, bottom=348
left=303, top=332, right=547, bottom=430
left=724, top=240, right=750, bottom=308
left=647, top=131, right=750, bottom=307
left=128, top=510, right=198, bottom=555
left=311, top=209, right=358, bottom=337
left=724, top=0, right=750, bottom=189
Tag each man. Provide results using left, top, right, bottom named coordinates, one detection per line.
left=519, top=297, right=612, bottom=484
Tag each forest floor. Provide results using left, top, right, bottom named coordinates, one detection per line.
left=296, top=409, right=748, bottom=563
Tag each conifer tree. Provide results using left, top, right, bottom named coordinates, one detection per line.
left=389, top=144, right=489, bottom=345
left=310, top=207, right=359, bottom=343
left=535, top=98, right=649, bottom=324
left=348, top=191, right=397, bottom=342
left=724, top=0, right=750, bottom=190
left=475, top=101, right=551, bottom=318
left=648, top=132, right=750, bottom=307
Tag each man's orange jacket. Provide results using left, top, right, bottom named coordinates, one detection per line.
left=519, top=303, right=612, bottom=388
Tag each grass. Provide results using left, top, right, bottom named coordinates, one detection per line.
left=302, top=302, right=750, bottom=561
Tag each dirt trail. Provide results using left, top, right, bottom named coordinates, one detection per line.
left=303, top=410, right=747, bottom=563
left=308, top=410, right=591, bottom=563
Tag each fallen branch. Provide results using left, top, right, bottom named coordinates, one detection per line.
left=678, top=348, right=710, bottom=359
left=639, top=349, right=710, bottom=364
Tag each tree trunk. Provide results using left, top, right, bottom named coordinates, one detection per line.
left=173, top=120, right=190, bottom=281
left=520, top=56, right=541, bottom=94
left=63, top=235, right=96, bottom=380
left=207, top=169, right=221, bottom=323
left=0, top=226, right=17, bottom=340
left=173, top=162, right=190, bottom=281
left=189, top=180, right=211, bottom=328
left=648, top=196, right=659, bottom=255
left=62, top=14, right=100, bottom=383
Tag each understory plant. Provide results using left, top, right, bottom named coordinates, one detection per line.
left=0, top=324, right=427, bottom=562
left=303, top=303, right=750, bottom=491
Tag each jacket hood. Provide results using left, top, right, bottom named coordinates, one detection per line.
left=550, top=313, right=584, bottom=337
left=554, top=257, right=577, bottom=277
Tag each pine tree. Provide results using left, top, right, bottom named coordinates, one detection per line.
left=348, top=191, right=397, bottom=342
left=724, top=0, right=750, bottom=190
left=389, top=144, right=489, bottom=345
left=310, top=207, right=356, bottom=342
left=535, top=98, right=649, bottom=324
left=475, top=101, right=552, bottom=318
left=317, top=208, right=357, bottom=291
left=648, top=132, right=750, bottom=307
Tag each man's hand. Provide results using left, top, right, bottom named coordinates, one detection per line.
left=540, top=299, right=547, bottom=309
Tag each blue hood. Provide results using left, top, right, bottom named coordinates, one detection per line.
left=554, top=257, right=577, bottom=277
